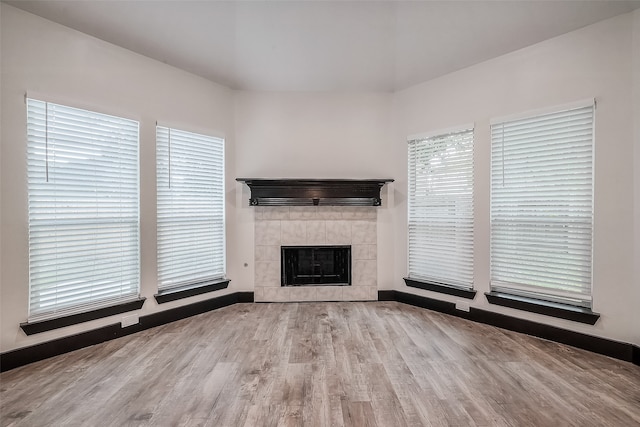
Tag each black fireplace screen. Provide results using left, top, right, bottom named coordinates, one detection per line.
left=281, top=245, right=351, bottom=286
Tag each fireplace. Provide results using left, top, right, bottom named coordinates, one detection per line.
left=281, top=245, right=351, bottom=286
left=252, top=205, right=378, bottom=302
left=243, top=178, right=392, bottom=301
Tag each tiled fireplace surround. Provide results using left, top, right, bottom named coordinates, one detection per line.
left=254, top=206, right=378, bottom=302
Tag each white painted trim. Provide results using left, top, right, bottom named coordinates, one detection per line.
left=407, top=123, right=475, bottom=142
left=490, top=98, right=595, bottom=125
left=25, top=91, right=140, bottom=123
left=155, top=121, right=225, bottom=141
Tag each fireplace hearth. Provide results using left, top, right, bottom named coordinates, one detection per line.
left=281, top=245, right=351, bottom=286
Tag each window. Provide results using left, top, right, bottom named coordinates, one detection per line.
left=27, top=99, right=140, bottom=321
left=490, top=101, right=594, bottom=308
left=407, top=127, right=474, bottom=291
left=156, top=126, right=225, bottom=292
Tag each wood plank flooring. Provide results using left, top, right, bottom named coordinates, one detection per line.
left=1, top=302, right=639, bottom=427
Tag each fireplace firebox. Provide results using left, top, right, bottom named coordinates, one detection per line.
left=281, top=246, right=351, bottom=286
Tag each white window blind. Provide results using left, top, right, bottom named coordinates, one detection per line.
left=408, top=127, right=474, bottom=290
left=27, top=99, right=140, bottom=321
left=156, top=126, right=225, bottom=291
left=490, top=102, right=594, bottom=307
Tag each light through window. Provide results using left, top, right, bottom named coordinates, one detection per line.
left=27, top=99, right=140, bottom=320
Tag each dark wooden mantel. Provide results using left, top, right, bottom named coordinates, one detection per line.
left=236, top=178, right=394, bottom=206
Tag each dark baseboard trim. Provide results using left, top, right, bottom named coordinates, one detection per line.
left=140, top=292, right=240, bottom=329
left=237, top=291, right=255, bottom=303
left=4, top=290, right=636, bottom=372
left=386, top=290, right=639, bottom=366
left=1, top=291, right=254, bottom=372
left=393, top=289, right=460, bottom=315
left=20, top=298, right=146, bottom=336
left=485, top=291, right=599, bottom=325
left=469, top=307, right=629, bottom=362
left=2, top=323, right=130, bottom=373
left=404, top=277, right=476, bottom=299
left=154, top=279, right=230, bottom=304
left=377, top=290, right=396, bottom=301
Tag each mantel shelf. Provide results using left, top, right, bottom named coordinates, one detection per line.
left=236, top=178, right=394, bottom=207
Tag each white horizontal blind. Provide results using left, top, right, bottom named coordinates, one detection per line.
left=27, top=99, right=140, bottom=320
left=490, top=103, right=594, bottom=307
left=408, top=128, right=474, bottom=290
left=156, top=126, right=225, bottom=291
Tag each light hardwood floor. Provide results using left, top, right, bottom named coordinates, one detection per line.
left=1, top=302, right=639, bottom=427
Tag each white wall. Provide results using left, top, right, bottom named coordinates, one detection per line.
left=0, top=5, right=236, bottom=353
left=2, top=4, right=638, bottom=354
left=233, top=92, right=396, bottom=292
left=633, top=9, right=640, bottom=347
left=392, top=13, right=637, bottom=344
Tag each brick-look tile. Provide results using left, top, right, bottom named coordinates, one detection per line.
left=352, top=221, right=376, bottom=245
left=316, top=286, right=344, bottom=301
left=306, top=221, right=326, bottom=244
left=353, top=244, right=377, bottom=260
left=289, top=287, right=318, bottom=302
left=263, top=287, right=290, bottom=302
left=254, top=287, right=265, bottom=302
left=281, top=221, right=307, bottom=245
left=254, top=207, right=380, bottom=302
left=254, top=261, right=280, bottom=287
left=289, top=207, right=318, bottom=220
left=341, top=207, right=377, bottom=220
left=343, top=286, right=373, bottom=301
left=326, top=221, right=351, bottom=244
left=255, top=221, right=281, bottom=246
left=317, top=207, right=342, bottom=220
left=255, top=245, right=281, bottom=262
left=254, top=207, right=264, bottom=220
left=352, top=259, right=377, bottom=287
left=262, top=207, right=290, bottom=220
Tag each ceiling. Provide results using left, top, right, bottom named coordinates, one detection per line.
left=6, top=0, right=640, bottom=92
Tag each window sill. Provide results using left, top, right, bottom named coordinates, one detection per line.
left=404, top=277, right=476, bottom=299
left=485, top=291, right=599, bottom=325
left=154, top=279, right=230, bottom=304
left=20, top=298, right=146, bottom=336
